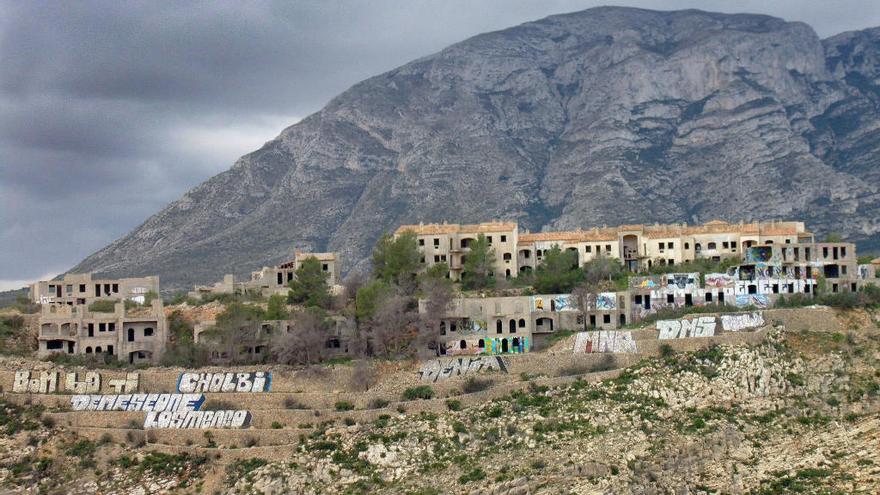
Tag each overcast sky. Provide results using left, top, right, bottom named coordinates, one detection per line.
left=1, top=0, right=879, bottom=290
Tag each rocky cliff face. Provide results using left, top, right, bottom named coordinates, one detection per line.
left=71, top=7, right=880, bottom=290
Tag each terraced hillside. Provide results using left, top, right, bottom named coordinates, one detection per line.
left=0, top=307, right=878, bottom=493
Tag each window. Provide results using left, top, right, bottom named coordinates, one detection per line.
left=668, top=259, right=674, bottom=266
left=658, top=242, right=665, bottom=252
left=585, top=245, right=592, bottom=253
left=603, top=314, right=611, bottom=324
left=705, top=293, right=713, bottom=302
left=112, top=284, right=119, bottom=292
left=668, top=242, right=674, bottom=249
left=500, top=235, right=507, bottom=242
left=765, top=240, right=773, bottom=245
left=322, top=263, right=329, bottom=271
left=144, top=327, right=154, bottom=337
left=433, top=238, right=440, bottom=247
left=419, top=239, right=424, bottom=246
left=684, top=242, right=690, bottom=250
left=667, top=294, right=674, bottom=304
left=503, top=253, right=512, bottom=261
left=420, top=256, right=425, bottom=263
left=605, top=244, right=611, bottom=252
left=79, top=284, right=86, bottom=293
left=108, top=323, right=115, bottom=332
left=730, top=241, right=737, bottom=249
left=518, top=319, right=525, bottom=328
left=722, top=242, right=729, bottom=249
left=707, top=242, right=717, bottom=250
left=440, top=255, right=447, bottom=261
left=434, top=255, right=440, bottom=262
left=496, top=320, right=503, bottom=334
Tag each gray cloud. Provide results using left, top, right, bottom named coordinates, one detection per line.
left=1, top=0, right=879, bottom=287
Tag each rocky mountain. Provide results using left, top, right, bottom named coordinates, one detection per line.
left=71, top=7, right=880, bottom=291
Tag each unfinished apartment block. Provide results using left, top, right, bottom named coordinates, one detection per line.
left=37, top=299, right=168, bottom=364
left=189, top=250, right=340, bottom=300
left=398, top=220, right=823, bottom=277
left=29, top=272, right=159, bottom=306
left=395, top=221, right=519, bottom=280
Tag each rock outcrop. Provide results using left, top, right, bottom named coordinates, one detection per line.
left=71, top=7, right=880, bottom=290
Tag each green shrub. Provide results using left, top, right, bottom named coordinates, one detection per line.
left=334, top=401, right=354, bottom=411
left=461, top=377, right=492, bottom=394
left=446, top=399, right=462, bottom=411
left=88, top=300, right=117, bottom=313
left=271, top=422, right=283, bottom=429
left=458, top=467, right=486, bottom=484
left=368, top=398, right=390, bottom=409
left=402, top=385, right=434, bottom=401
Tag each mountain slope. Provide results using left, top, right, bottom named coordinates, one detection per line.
left=72, top=7, right=880, bottom=291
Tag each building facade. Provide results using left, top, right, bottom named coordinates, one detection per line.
left=398, top=220, right=816, bottom=277
left=36, top=299, right=168, bottom=364
left=190, top=250, right=341, bottom=299
left=29, top=273, right=159, bottom=306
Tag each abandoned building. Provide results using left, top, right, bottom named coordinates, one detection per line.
left=29, top=272, right=160, bottom=306
left=193, top=315, right=356, bottom=364
left=36, top=299, right=168, bottom=364
left=189, top=250, right=340, bottom=300
left=397, top=220, right=820, bottom=278
left=416, top=221, right=878, bottom=355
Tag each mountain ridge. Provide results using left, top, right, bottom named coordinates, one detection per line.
left=70, top=7, right=880, bottom=291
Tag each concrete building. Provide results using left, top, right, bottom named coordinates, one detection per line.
left=190, top=250, right=341, bottom=300
left=36, top=299, right=168, bottom=364
left=398, top=220, right=816, bottom=277
left=395, top=221, right=519, bottom=280
left=194, top=315, right=356, bottom=364
left=29, top=273, right=159, bottom=306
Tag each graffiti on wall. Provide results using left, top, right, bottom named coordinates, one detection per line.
left=705, top=273, right=735, bottom=288
left=665, top=273, right=698, bottom=290
left=657, top=316, right=716, bottom=339
left=573, top=331, right=637, bottom=354
left=443, top=336, right=529, bottom=356
left=595, top=292, right=617, bottom=310
left=144, top=410, right=251, bottom=429
left=735, top=294, right=770, bottom=308
left=176, top=372, right=271, bottom=393
left=720, top=312, right=765, bottom=332
left=859, top=265, right=872, bottom=280
left=629, top=276, right=660, bottom=289
left=13, top=371, right=139, bottom=394
left=70, top=393, right=205, bottom=412
left=532, top=295, right=576, bottom=312
left=419, top=356, right=509, bottom=382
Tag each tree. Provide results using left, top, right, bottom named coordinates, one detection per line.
left=204, top=303, right=266, bottom=363
left=265, top=294, right=289, bottom=320
left=271, top=307, right=329, bottom=365
left=461, top=234, right=496, bottom=290
left=288, top=257, right=331, bottom=308
left=824, top=232, right=844, bottom=242
left=160, top=310, right=210, bottom=366
left=369, top=294, right=419, bottom=358
left=533, top=246, right=584, bottom=293
left=372, top=231, right=421, bottom=288
left=572, top=254, right=623, bottom=330
left=418, top=263, right=454, bottom=356
left=355, top=280, right=392, bottom=322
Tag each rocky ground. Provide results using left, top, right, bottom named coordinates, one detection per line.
left=0, top=310, right=878, bottom=494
